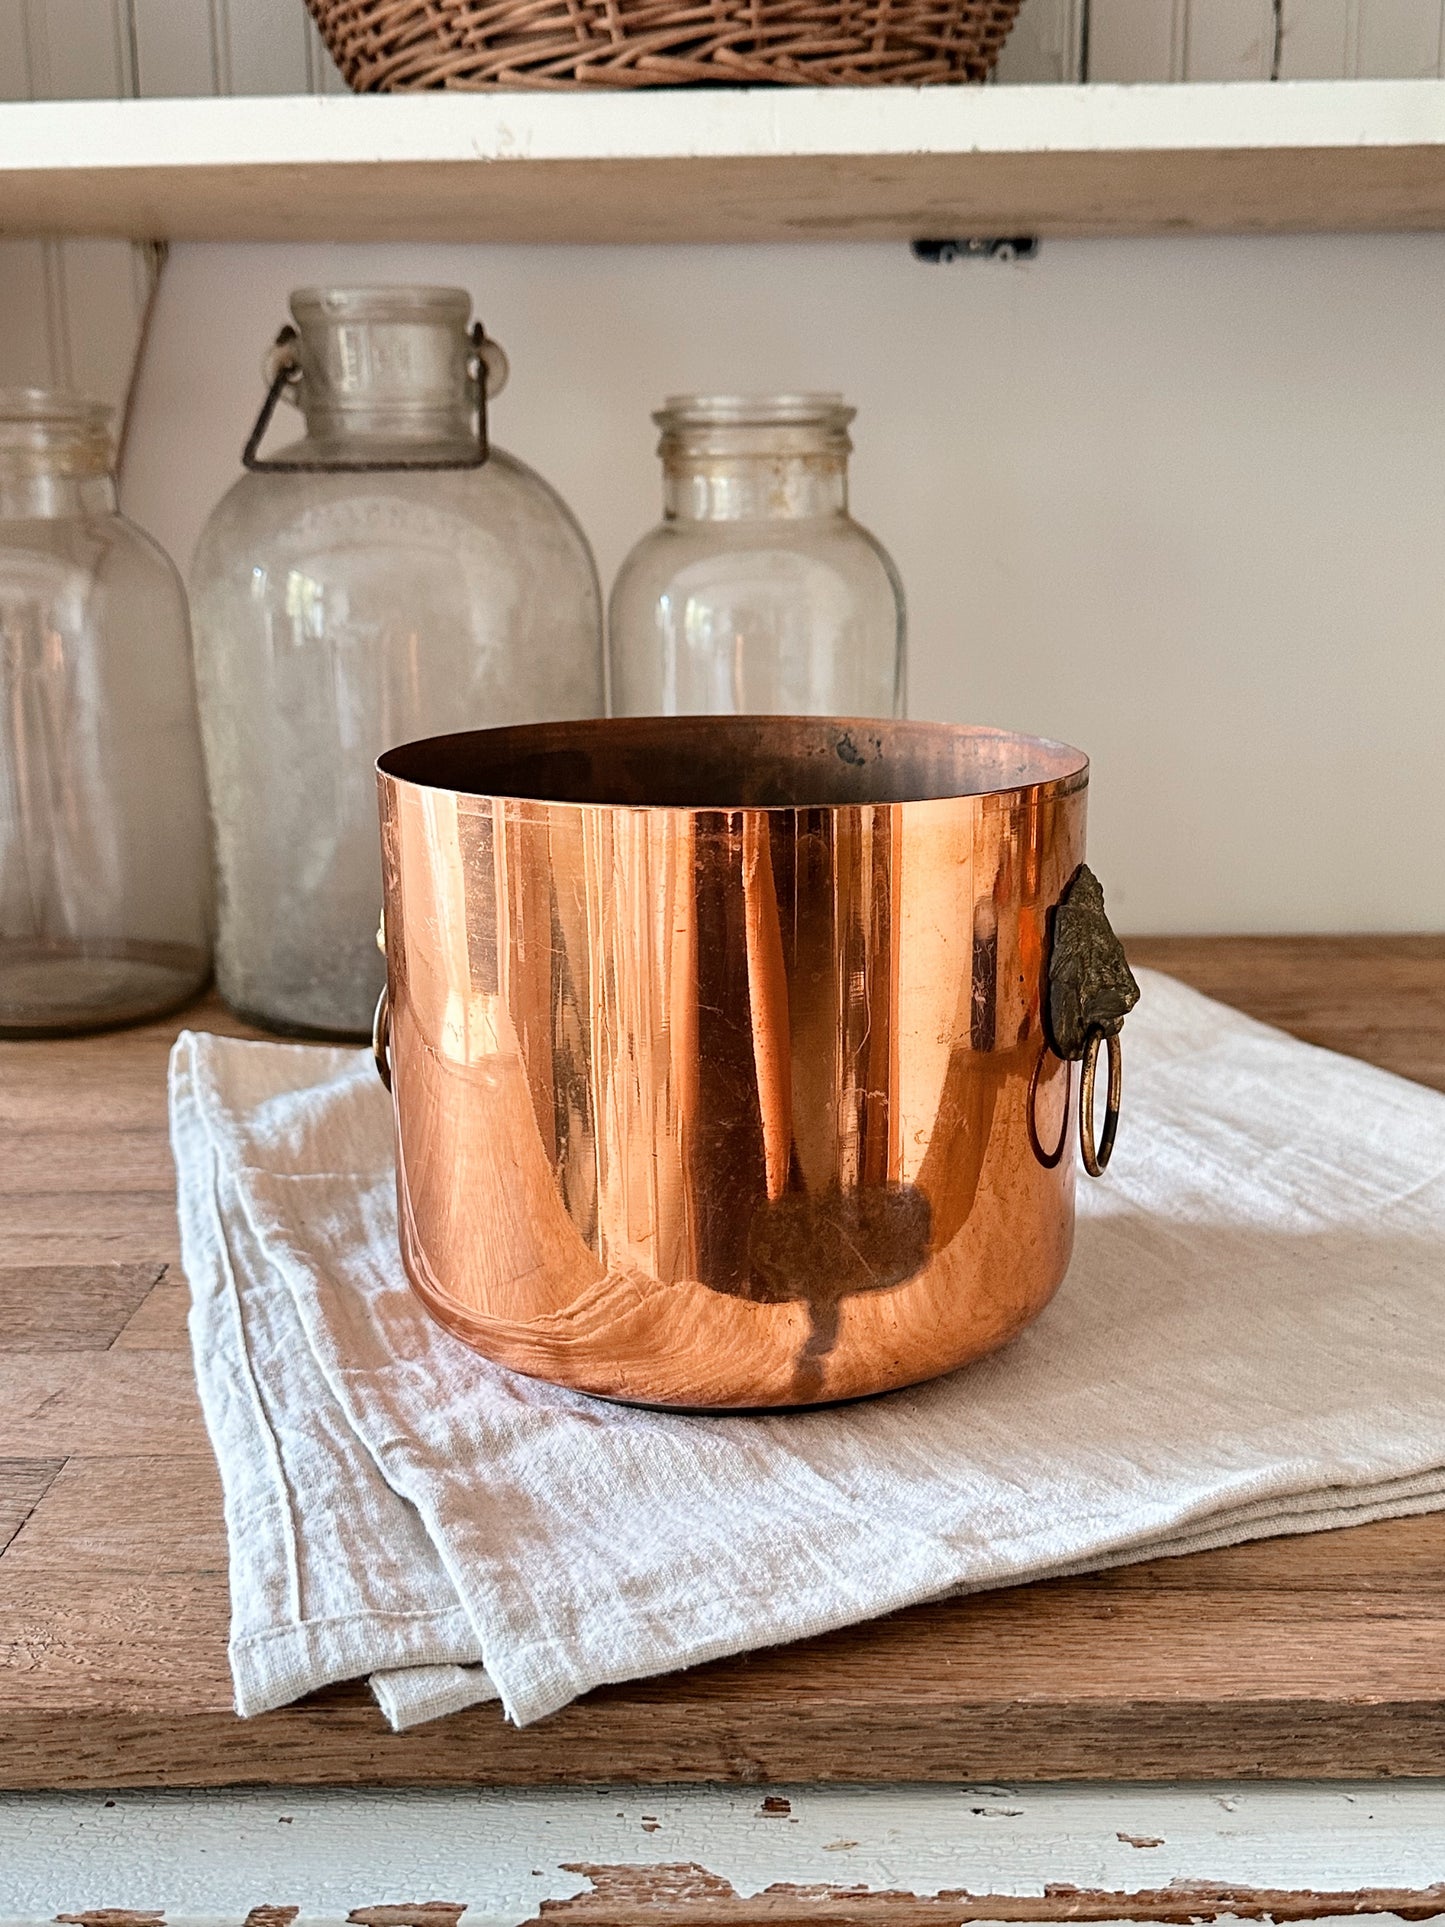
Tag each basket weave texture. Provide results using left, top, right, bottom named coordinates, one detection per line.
left=306, top=0, right=1024, bottom=90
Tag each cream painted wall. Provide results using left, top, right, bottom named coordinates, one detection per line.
left=122, top=234, right=1445, bottom=935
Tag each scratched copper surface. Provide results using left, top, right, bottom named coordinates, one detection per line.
left=377, top=717, right=1089, bottom=1408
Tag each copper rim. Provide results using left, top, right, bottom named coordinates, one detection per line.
left=377, top=714, right=1089, bottom=812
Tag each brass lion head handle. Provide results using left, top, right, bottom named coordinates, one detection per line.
left=1042, top=864, right=1140, bottom=1176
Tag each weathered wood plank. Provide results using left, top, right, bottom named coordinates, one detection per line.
left=10, top=1780, right=1445, bottom=1924
left=530, top=1864, right=1445, bottom=1922
left=0, top=1354, right=205, bottom=1457
left=0, top=1459, right=64, bottom=1557
left=6, top=1551, right=1445, bottom=1713
left=110, top=1276, right=191, bottom=1352
left=1091, top=1510, right=1445, bottom=1589
left=4, top=1501, right=1445, bottom=1768
left=0, top=1454, right=223, bottom=1576
left=1125, top=936, right=1445, bottom=1093
left=0, top=1264, right=164, bottom=1351
left=0, top=1576, right=233, bottom=1709
left=10, top=1687, right=1445, bottom=1789
left=0, top=1003, right=252, bottom=1267
left=0, top=997, right=256, bottom=1131
left=0, top=1209, right=181, bottom=1268
left=0, top=1128, right=177, bottom=1194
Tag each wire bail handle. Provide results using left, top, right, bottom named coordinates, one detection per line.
left=242, top=320, right=509, bottom=473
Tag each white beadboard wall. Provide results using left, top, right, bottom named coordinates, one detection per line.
left=124, top=229, right=1445, bottom=936
left=0, top=0, right=346, bottom=414
left=10, top=0, right=1445, bottom=931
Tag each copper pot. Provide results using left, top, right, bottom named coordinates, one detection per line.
left=375, top=717, right=1138, bottom=1410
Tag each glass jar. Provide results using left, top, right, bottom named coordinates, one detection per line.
left=609, top=394, right=905, bottom=719
left=0, top=390, right=211, bottom=1035
left=190, top=286, right=604, bottom=1039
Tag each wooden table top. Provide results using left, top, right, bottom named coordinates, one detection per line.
left=2, top=935, right=1444, bottom=1790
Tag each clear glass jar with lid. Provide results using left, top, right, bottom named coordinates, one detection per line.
left=608, top=394, right=904, bottom=719
left=0, top=389, right=211, bottom=1035
left=190, top=285, right=604, bottom=1039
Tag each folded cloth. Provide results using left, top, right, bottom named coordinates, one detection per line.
left=170, top=969, right=1445, bottom=1731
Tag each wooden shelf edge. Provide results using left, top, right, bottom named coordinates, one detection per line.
left=3, top=82, right=1445, bottom=168
left=5, top=82, right=1445, bottom=241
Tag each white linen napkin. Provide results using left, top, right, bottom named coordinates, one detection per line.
left=170, top=969, right=1445, bottom=1731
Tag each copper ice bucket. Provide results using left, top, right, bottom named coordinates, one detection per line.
left=375, top=717, right=1138, bottom=1409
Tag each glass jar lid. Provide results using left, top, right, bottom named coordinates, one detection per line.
left=285, top=285, right=476, bottom=424
left=290, top=285, right=472, bottom=328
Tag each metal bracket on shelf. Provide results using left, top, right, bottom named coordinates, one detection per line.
left=911, top=237, right=1040, bottom=264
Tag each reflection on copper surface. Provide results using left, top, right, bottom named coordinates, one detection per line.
left=378, top=717, right=1089, bottom=1409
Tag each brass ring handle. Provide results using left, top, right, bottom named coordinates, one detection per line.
left=372, top=984, right=392, bottom=1093
left=1078, top=1026, right=1122, bottom=1177
left=1026, top=1043, right=1069, bottom=1170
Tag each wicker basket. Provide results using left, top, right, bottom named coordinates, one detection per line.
left=305, top=0, right=1024, bottom=91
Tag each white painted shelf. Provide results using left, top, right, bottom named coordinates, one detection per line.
left=5, top=80, right=1445, bottom=243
